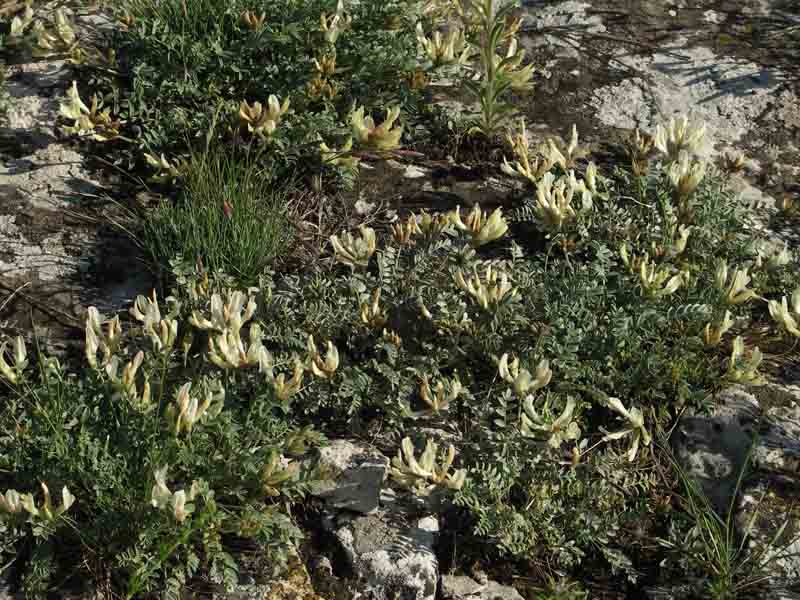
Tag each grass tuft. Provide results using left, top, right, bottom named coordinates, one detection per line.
left=141, top=145, right=293, bottom=286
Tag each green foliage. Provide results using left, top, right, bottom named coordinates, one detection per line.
left=157, top=159, right=795, bottom=582
left=92, top=0, right=420, bottom=178
left=0, top=300, right=320, bottom=597
left=2, top=0, right=799, bottom=596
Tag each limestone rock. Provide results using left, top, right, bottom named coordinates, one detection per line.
left=310, top=440, right=389, bottom=514
left=671, top=385, right=800, bottom=591
left=330, top=509, right=439, bottom=600
left=735, top=479, right=800, bottom=584
left=671, top=386, right=758, bottom=513
left=440, top=575, right=524, bottom=600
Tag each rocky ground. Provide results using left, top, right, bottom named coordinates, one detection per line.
left=1, top=0, right=800, bottom=599
left=0, top=9, right=152, bottom=357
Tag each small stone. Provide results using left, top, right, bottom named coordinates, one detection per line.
left=404, top=164, right=429, bottom=179
left=440, top=575, right=524, bottom=600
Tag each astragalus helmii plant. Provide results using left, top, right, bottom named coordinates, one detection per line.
left=3, top=110, right=798, bottom=592
left=1, top=0, right=800, bottom=598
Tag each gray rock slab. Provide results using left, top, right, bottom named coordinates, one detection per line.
left=672, top=385, right=800, bottom=591
left=310, top=439, right=389, bottom=514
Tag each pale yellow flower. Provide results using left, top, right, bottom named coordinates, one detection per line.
left=208, top=324, right=264, bottom=369
left=240, top=9, right=266, bottom=30
left=85, top=307, right=121, bottom=368
left=360, top=289, right=387, bottom=329
left=307, top=335, right=340, bottom=379
left=417, top=210, right=452, bottom=239
left=726, top=336, right=764, bottom=385
left=602, top=397, right=651, bottom=462
left=768, top=288, right=800, bottom=338
left=320, top=0, right=351, bottom=44
left=755, top=243, right=791, bottom=271
left=190, top=290, right=257, bottom=333
left=130, top=291, right=178, bottom=355
left=261, top=356, right=305, bottom=402
left=171, top=379, right=225, bottom=435
left=105, top=351, right=151, bottom=409
left=492, top=37, right=535, bottom=90
left=638, top=254, right=683, bottom=298
left=533, top=173, right=577, bottom=230
left=9, top=6, right=34, bottom=39
left=498, top=353, right=552, bottom=398
left=546, top=125, right=589, bottom=170
left=19, top=483, right=75, bottom=521
left=702, top=310, right=734, bottom=347
left=585, top=162, right=600, bottom=195
left=59, top=81, right=120, bottom=142
left=239, top=95, right=290, bottom=137
left=715, top=260, right=757, bottom=305
left=668, top=151, right=706, bottom=198
left=672, top=225, right=692, bottom=256
left=415, top=22, right=472, bottom=66
left=261, top=451, right=299, bottom=497
left=0, top=489, right=23, bottom=514
left=313, top=53, right=337, bottom=77
left=501, top=118, right=553, bottom=183
left=320, top=136, right=359, bottom=170
left=417, top=375, right=461, bottom=415
left=0, top=335, right=28, bottom=384
left=150, top=466, right=199, bottom=522
left=391, top=214, right=423, bottom=246
left=522, top=395, right=581, bottom=448
left=143, top=152, right=188, bottom=183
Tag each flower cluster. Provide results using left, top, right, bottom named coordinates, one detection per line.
left=0, top=483, right=75, bottom=523
left=498, top=353, right=552, bottom=399
left=144, top=153, right=189, bottom=184
left=715, top=260, right=757, bottom=306
left=390, top=437, right=466, bottom=496
left=350, top=105, right=404, bottom=151
left=59, top=81, right=121, bottom=142
left=769, top=287, right=800, bottom=338
left=151, top=467, right=202, bottom=523
left=416, top=23, right=471, bottom=66
left=602, top=397, right=652, bottom=462
left=167, top=380, right=225, bottom=435
left=546, top=125, right=589, bottom=171
left=330, top=226, right=377, bottom=268
left=320, top=0, right=351, bottom=44
left=654, top=115, right=706, bottom=160
left=501, top=118, right=555, bottom=183
left=239, top=95, right=290, bottom=139
left=454, top=263, right=518, bottom=310
left=726, top=336, right=764, bottom=385
left=450, top=205, right=508, bottom=247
